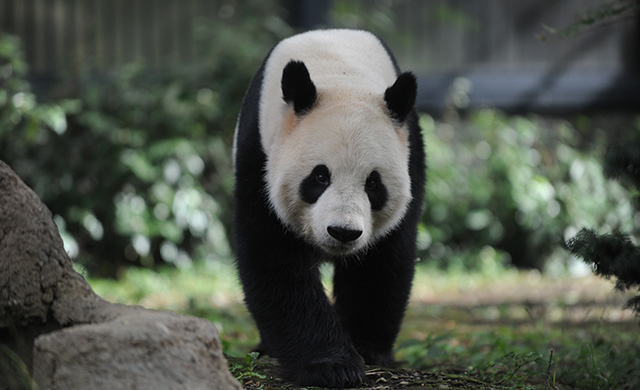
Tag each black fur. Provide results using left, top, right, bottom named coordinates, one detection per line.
left=281, top=60, right=317, bottom=114
left=365, top=170, right=388, bottom=211
left=234, top=33, right=426, bottom=388
left=300, top=164, right=331, bottom=204
left=384, top=72, right=417, bottom=123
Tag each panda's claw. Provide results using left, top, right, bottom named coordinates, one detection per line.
left=283, top=351, right=366, bottom=387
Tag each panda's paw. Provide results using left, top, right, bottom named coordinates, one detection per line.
left=284, top=352, right=365, bottom=387
left=358, top=348, right=397, bottom=367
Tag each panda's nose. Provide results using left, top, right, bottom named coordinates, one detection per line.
left=327, top=226, right=363, bottom=243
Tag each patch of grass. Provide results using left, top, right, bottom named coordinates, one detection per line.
left=401, top=262, right=640, bottom=389
left=229, top=352, right=268, bottom=387
left=397, top=319, right=640, bottom=389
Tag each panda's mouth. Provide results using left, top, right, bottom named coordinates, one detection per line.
left=323, top=244, right=356, bottom=256
left=318, top=238, right=365, bottom=257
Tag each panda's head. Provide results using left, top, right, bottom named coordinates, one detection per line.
left=266, top=60, right=417, bottom=256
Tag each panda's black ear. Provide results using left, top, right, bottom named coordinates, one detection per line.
left=281, top=60, right=317, bottom=115
left=384, top=72, right=417, bottom=123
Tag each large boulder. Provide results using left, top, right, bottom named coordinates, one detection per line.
left=0, top=160, right=106, bottom=329
left=0, top=161, right=241, bottom=390
left=33, top=308, right=238, bottom=390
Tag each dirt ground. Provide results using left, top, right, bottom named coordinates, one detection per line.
left=230, top=356, right=511, bottom=389
left=234, top=273, right=638, bottom=389
left=408, top=270, right=637, bottom=326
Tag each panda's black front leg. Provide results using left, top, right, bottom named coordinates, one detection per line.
left=333, top=228, right=416, bottom=367
left=237, top=241, right=365, bottom=387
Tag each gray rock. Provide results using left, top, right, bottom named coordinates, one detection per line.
left=0, top=159, right=101, bottom=328
left=33, top=307, right=241, bottom=390
left=0, top=161, right=241, bottom=390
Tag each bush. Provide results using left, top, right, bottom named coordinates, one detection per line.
left=566, top=136, right=640, bottom=314
left=0, top=1, right=293, bottom=277
left=419, top=109, right=638, bottom=271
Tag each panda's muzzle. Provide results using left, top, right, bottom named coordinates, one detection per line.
left=327, top=226, right=363, bottom=243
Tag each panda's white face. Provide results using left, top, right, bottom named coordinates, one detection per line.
left=266, top=96, right=412, bottom=256
left=254, top=30, right=418, bottom=257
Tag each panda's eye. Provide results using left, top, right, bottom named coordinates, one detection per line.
left=365, top=178, right=377, bottom=190
left=316, top=172, right=329, bottom=185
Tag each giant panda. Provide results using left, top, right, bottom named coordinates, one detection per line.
left=233, top=29, right=426, bottom=387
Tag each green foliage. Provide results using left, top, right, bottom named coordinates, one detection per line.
left=567, top=230, right=640, bottom=289
left=565, top=137, right=640, bottom=314
left=398, top=328, right=548, bottom=383
left=0, top=1, right=292, bottom=276
left=0, top=34, right=78, bottom=161
left=63, top=65, right=236, bottom=275
left=419, top=110, right=639, bottom=270
left=229, top=352, right=267, bottom=386
left=475, top=351, right=546, bottom=387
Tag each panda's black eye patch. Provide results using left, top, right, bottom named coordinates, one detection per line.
left=365, top=170, right=388, bottom=211
left=300, top=165, right=331, bottom=204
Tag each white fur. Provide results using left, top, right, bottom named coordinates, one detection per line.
left=259, top=29, right=399, bottom=157
left=257, top=29, right=412, bottom=256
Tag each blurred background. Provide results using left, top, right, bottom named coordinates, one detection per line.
left=2, top=2, right=640, bottom=387
left=1, top=0, right=638, bottom=277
